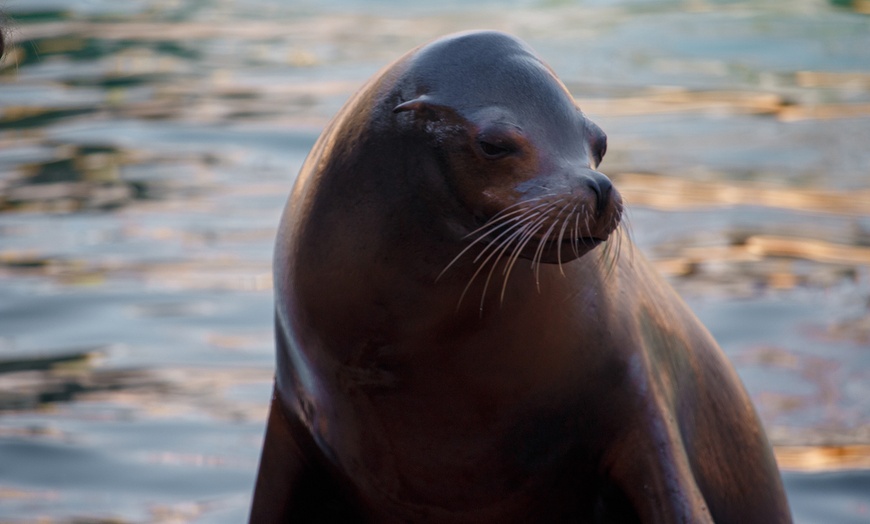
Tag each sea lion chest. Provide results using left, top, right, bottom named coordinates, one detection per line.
left=287, top=264, right=634, bottom=522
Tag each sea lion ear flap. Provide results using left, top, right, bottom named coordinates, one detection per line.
left=393, top=95, right=449, bottom=120
left=393, top=97, right=430, bottom=114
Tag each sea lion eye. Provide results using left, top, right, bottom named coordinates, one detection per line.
left=585, top=120, right=607, bottom=168
left=477, top=139, right=515, bottom=159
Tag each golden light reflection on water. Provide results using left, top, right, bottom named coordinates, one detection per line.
left=776, top=445, right=870, bottom=472
left=655, top=236, right=870, bottom=280
left=615, top=173, right=870, bottom=216
left=577, top=81, right=870, bottom=121
left=0, top=486, right=59, bottom=503
left=796, top=71, right=870, bottom=89
left=0, top=361, right=272, bottom=422
left=744, top=236, right=870, bottom=266
left=0, top=253, right=272, bottom=290
left=779, top=103, right=870, bottom=122
left=613, top=173, right=870, bottom=295
left=578, top=89, right=783, bottom=118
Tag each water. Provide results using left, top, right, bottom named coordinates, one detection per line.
left=1, top=0, right=869, bottom=522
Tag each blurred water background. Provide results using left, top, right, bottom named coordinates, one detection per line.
left=0, top=0, right=869, bottom=522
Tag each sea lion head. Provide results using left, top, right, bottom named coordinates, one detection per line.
left=392, top=31, right=622, bottom=265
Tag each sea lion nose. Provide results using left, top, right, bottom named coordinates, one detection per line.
left=584, top=171, right=613, bottom=217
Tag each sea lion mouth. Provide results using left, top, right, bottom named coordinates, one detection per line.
left=515, top=232, right=608, bottom=264
left=548, top=235, right=605, bottom=249
left=465, top=221, right=613, bottom=267
left=457, top=197, right=621, bottom=267
left=438, top=188, right=622, bottom=288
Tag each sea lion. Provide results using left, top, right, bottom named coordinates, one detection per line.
left=250, top=30, right=792, bottom=523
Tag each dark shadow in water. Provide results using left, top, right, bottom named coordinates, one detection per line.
left=0, top=348, right=163, bottom=412
left=0, top=107, right=98, bottom=130
left=3, top=9, right=70, bottom=24
left=830, top=0, right=870, bottom=14
left=0, top=348, right=98, bottom=374
left=10, top=35, right=199, bottom=69
left=0, top=143, right=192, bottom=212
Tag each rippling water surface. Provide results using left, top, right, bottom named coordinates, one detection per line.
left=1, top=0, right=869, bottom=522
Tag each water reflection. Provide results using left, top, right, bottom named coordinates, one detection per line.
left=1, top=0, right=869, bottom=522
left=0, top=348, right=147, bottom=411
left=830, top=0, right=870, bottom=15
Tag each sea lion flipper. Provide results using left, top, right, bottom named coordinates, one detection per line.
left=595, top=398, right=716, bottom=524
left=249, top=395, right=308, bottom=522
left=249, top=393, right=360, bottom=523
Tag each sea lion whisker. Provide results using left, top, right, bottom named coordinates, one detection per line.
left=614, top=227, right=624, bottom=272
left=482, top=196, right=545, bottom=224
left=438, top=211, right=536, bottom=282
left=602, top=211, right=627, bottom=279
left=600, top=237, right=616, bottom=280
left=501, top=206, right=554, bottom=277
left=457, top=215, right=541, bottom=311
left=498, top=207, right=557, bottom=298
left=623, top=215, right=637, bottom=266
left=470, top=206, right=551, bottom=265
left=529, top=200, right=564, bottom=271
left=581, top=208, right=599, bottom=249
left=500, top=221, right=546, bottom=304
left=605, top=228, right=622, bottom=280
left=603, top=218, right=616, bottom=269
left=453, top=201, right=558, bottom=303
left=471, top=200, right=556, bottom=252
left=555, top=201, right=575, bottom=277
left=479, top=219, right=542, bottom=313
left=573, top=211, right=582, bottom=257
left=456, top=255, right=496, bottom=312
left=533, top=202, right=564, bottom=291
left=583, top=210, right=592, bottom=247
left=461, top=198, right=545, bottom=241
left=622, top=206, right=638, bottom=266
